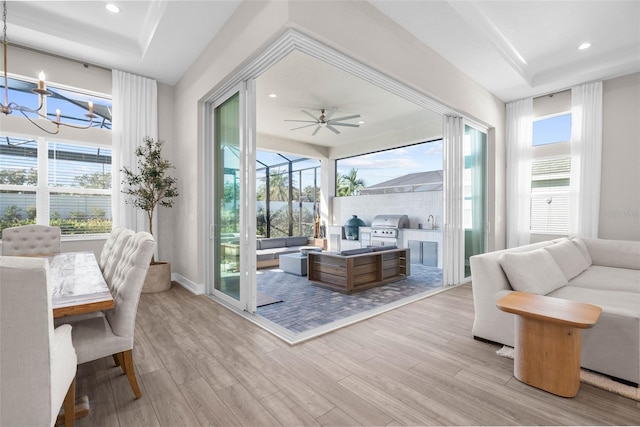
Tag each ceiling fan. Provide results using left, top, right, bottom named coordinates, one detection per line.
left=285, top=108, right=360, bottom=136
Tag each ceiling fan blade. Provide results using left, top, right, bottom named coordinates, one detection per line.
left=325, top=124, right=341, bottom=134
left=311, top=125, right=322, bottom=136
left=284, top=119, right=318, bottom=123
left=290, top=123, right=319, bottom=131
left=301, top=109, right=320, bottom=121
left=330, top=122, right=360, bottom=128
left=329, top=114, right=360, bottom=122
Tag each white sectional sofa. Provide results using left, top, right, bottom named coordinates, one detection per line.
left=470, top=237, right=640, bottom=384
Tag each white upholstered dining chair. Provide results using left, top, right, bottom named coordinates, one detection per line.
left=67, top=231, right=156, bottom=399
left=0, top=256, right=77, bottom=427
left=1, top=224, right=62, bottom=256
left=99, top=226, right=135, bottom=288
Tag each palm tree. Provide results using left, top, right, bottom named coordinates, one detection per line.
left=337, top=168, right=365, bottom=196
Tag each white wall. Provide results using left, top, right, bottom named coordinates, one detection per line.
left=600, top=72, right=640, bottom=240
left=169, top=0, right=506, bottom=286
left=332, top=191, right=443, bottom=231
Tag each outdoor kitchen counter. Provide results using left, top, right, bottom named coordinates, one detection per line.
left=399, top=229, right=443, bottom=269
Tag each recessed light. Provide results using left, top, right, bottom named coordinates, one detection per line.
left=358, top=121, right=365, bottom=125
left=106, top=3, right=120, bottom=13
left=578, top=42, right=591, bottom=50
left=268, top=93, right=278, bottom=98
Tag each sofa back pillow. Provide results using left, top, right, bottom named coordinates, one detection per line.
left=340, top=247, right=374, bottom=256
left=580, top=237, right=640, bottom=270
left=371, top=245, right=397, bottom=252
left=285, top=236, right=310, bottom=247
left=499, top=248, right=568, bottom=295
left=544, top=239, right=591, bottom=281
left=258, top=238, right=286, bottom=250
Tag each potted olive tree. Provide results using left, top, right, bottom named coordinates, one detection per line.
left=121, top=136, right=179, bottom=293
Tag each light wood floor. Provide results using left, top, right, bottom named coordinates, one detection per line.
left=75, top=284, right=640, bottom=426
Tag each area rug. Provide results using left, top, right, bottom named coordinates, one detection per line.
left=256, top=291, right=283, bottom=308
left=496, top=346, right=639, bottom=401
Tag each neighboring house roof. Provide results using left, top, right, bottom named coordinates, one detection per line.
left=360, top=170, right=443, bottom=194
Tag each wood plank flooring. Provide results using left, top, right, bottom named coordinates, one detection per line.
left=75, top=284, right=640, bottom=426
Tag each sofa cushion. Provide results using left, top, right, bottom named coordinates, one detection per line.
left=256, top=239, right=262, bottom=250
left=256, top=252, right=275, bottom=262
left=340, top=247, right=374, bottom=256
left=258, top=238, right=286, bottom=250
left=569, top=265, right=640, bottom=293
left=544, top=239, right=591, bottom=281
left=499, top=248, right=567, bottom=295
left=285, top=236, right=309, bottom=247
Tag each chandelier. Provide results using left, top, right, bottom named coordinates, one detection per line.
left=1, top=0, right=95, bottom=134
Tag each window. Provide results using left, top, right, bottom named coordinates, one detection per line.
left=530, top=157, right=570, bottom=234
left=0, top=137, right=112, bottom=236
left=530, top=113, right=571, bottom=234
left=0, top=76, right=111, bottom=237
left=533, top=113, right=571, bottom=146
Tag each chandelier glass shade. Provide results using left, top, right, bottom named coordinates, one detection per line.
left=1, top=0, right=95, bottom=135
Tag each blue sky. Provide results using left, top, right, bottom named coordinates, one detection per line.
left=336, top=139, right=442, bottom=187
left=533, top=113, right=571, bottom=146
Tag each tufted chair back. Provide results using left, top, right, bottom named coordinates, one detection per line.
left=99, top=226, right=127, bottom=271
left=100, top=227, right=135, bottom=290
left=106, top=231, right=156, bottom=340
left=1, top=225, right=61, bottom=256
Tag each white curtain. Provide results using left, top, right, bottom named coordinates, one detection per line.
left=505, top=98, right=533, bottom=248
left=111, top=70, right=158, bottom=232
left=569, top=81, right=603, bottom=238
left=443, top=115, right=464, bottom=286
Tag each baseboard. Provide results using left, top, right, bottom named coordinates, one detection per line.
left=171, top=273, right=205, bottom=295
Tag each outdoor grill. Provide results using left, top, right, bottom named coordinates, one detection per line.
left=370, top=214, right=410, bottom=246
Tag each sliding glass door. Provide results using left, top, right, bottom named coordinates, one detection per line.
left=208, top=82, right=256, bottom=311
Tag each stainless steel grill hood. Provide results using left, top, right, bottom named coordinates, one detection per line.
left=370, top=215, right=410, bottom=229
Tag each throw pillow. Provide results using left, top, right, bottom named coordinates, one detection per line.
left=499, top=248, right=568, bottom=295
left=571, top=238, right=593, bottom=265
left=544, top=239, right=591, bottom=281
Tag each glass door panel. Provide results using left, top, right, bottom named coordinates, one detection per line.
left=215, top=93, right=241, bottom=300
left=463, top=125, right=487, bottom=278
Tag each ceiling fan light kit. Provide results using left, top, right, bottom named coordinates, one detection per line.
left=285, top=108, right=361, bottom=135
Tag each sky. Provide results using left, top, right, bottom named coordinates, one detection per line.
left=336, top=139, right=443, bottom=187
left=533, top=113, right=571, bottom=146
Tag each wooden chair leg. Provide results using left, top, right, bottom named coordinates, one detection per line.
left=63, top=378, right=75, bottom=427
left=113, top=354, right=121, bottom=367
left=121, top=350, right=142, bottom=399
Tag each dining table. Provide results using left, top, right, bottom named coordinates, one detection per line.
left=49, top=251, right=114, bottom=318
left=48, top=250, right=113, bottom=424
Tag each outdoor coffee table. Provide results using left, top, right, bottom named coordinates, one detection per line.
left=496, top=291, right=602, bottom=397
left=279, top=253, right=309, bottom=276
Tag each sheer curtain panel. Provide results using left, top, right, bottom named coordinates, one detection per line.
left=505, top=98, right=533, bottom=248
left=569, top=81, right=603, bottom=238
left=443, top=115, right=464, bottom=286
left=111, top=70, right=158, bottom=232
